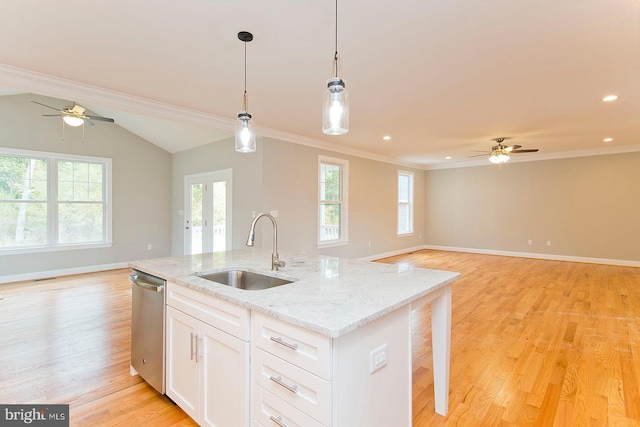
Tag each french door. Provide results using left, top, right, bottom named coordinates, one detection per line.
left=184, top=169, right=232, bottom=255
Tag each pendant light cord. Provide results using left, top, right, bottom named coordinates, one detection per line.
left=243, top=40, right=249, bottom=112
left=334, top=0, right=339, bottom=78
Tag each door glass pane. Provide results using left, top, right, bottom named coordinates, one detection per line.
left=191, top=183, right=203, bottom=255
left=212, top=181, right=226, bottom=252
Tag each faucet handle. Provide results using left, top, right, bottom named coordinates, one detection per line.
left=272, top=253, right=286, bottom=270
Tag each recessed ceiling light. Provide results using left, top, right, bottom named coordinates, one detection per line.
left=603, top=137, right=613, bottom=142
left=445, top=156, right=452, bottom=160
left=602, top=95, right=618, bottom=102
left=382, top=136, right=391, bottom=141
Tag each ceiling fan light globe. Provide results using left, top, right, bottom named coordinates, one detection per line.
left=63, top=116, right=84, bottom=127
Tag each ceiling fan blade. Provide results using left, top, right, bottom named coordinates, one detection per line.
left=470, top=150, right=491, bottom=153
left=505, top=145, right=521, bottom=152
left=84, top=118, right=95, bottom=127
left=31, top=101, right=62, bottom=112
left=468, top=154, right=489, bottom=158
left=512, top=149, right=539, bottom=153
left=42, top=114, right=62, bottom=117
left=87, top=115, right=115, bottom=123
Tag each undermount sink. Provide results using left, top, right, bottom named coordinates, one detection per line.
left=195, top=269, right=295, bottom=291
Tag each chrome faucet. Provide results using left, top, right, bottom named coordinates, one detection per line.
left=245, top=212, right=285, bottom=271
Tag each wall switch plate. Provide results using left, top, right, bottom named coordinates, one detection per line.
left=547, top=240, right=552, bottom=246
left=270, top=210, right=278, bottom=218
left=370, top=343, right=388, bottom=374
left=147, top=244, right=152, bottom=250
left=528, top=240, right=533, bottom=245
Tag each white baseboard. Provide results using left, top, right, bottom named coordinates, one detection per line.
left=357, top=245, right=428, bottom=262
left=0, top=262, right=130, bottom=285
left=421, top=245, right=640, bottom=268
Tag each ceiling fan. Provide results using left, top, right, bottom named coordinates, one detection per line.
left=32, top=101, right=115, bottom=127
left=469, top=137, right=539, bottom=164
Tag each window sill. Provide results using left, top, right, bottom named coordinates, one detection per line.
left=397, top=232, right=414, bottom=237
left=317, top=240, right=349, bottom=249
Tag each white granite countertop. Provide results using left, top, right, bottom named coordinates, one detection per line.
left=130, top=249, right=460, bottom=338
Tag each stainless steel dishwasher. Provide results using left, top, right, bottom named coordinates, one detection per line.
left=130, top=269, right=165, bottom=394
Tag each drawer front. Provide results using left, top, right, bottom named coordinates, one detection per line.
left=252, top=312, right=331, bottom=379
left=252, top=385, right=325, bottom=427
left=167, top=282, right=249, bottom=340
left=253, top=348, right=330, bottom=425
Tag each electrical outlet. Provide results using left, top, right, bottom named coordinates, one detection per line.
left=370, top=343, right=388, bottom=374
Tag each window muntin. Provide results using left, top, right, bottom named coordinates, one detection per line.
left=0, top=148, right=111, bottom=253
left=318, top=156, right=348, bottom=246
left=398, top=171, right=414, bottom=235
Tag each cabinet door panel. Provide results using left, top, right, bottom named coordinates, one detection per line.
left=166, top=306, right=199, bottom=421
left=201, top=323, right=249, bottom=427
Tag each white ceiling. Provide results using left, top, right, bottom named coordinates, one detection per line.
left=0, top=0, right=638, bottom=168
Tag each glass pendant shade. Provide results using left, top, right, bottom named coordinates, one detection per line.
left=63, top=116, right=84, bottom=127
left=235, top=112, right=256, bottom=153
left=322, top=77, right=349, bottom=135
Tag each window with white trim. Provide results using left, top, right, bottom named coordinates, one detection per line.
left=398, top=170, right=414, bottom=235
left=0, top=148, right=111, bottom=253
left=318, top=155, right=348, bottom=247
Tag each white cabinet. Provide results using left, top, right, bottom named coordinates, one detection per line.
left=251, top=307, right=413, bottom=427
left=166, top=283, right=250, bottom=427
left=165, top=282, right=414, bottom=427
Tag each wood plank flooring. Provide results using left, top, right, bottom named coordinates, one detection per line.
left=0, top=250, right=639, bottom=426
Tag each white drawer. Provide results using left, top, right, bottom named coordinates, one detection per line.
left=252, top=312, right=331, bottom=379
left=167, top=282, right=249, bottom=340
left=253, top=348, right=330, bottom=425
left=252, top=385, right=325, bottom=427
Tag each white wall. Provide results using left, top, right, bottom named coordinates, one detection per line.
left=261, top=138, right=425, bottom=258
left=171, top=136, right=426, bottom=259
left=0, top=94, right=172, bottom=279
left=424, top=153, right=640, bottom=262
left=171, top=137, right=264, bottom=255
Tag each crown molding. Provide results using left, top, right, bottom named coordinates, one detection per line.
left=0, top=63, right=424, bottom=170
left=4, top=63, right=635, bottom=172
left=424, top=143, right=640, bottom=170
left=0, top=63, right=233, bottom=129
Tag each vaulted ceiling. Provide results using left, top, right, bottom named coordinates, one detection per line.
left=1, top=0, right=638, bottom=168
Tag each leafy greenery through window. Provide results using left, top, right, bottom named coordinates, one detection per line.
left=319, top=156, right=348, bottom=246
left=0, top=148, right=111, bottom=252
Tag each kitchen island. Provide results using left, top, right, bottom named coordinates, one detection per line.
left=131, top=249, right=459, bottom=426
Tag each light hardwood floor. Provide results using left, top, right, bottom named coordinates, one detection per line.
left=1, top=250, right=639, bottom=426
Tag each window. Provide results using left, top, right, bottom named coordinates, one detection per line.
left=398, top=171, right=414, bottom=235
left=318, top=155, right=348, bottom=247
left=0, top=148, right=111, bottom=254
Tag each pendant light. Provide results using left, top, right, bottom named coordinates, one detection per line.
left=235, top=31, right=256, bottom=153
left=322, top=0, right=349, bottom=135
